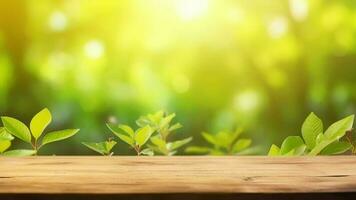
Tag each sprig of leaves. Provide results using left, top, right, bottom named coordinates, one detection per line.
left=82, top=138, right=117, bottom=156
left=1, top=108, right=79, bottom=155
left=107, top=123, right=154, bottom=156
left=268, top=112, right=354, bottom=156
left=185, top=128, right=253, bottom=155
left=136, top=111, right=192, bottom=155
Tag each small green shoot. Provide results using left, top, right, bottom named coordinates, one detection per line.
left=136, top=111, right=192, bottom=155
left=0, top=127, right=36, bottom=156
left=185, top=128, right=253, bottom=155
left=1, top=108, right=80, bottom=155
left=82, top=138, right=117, bottom=156
left=107, top=123, right=154, bottom=156
left=268, top=113, right=354, bottom=156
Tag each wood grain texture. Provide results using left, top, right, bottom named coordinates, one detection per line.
left=0, top=156, right=355, bottom=194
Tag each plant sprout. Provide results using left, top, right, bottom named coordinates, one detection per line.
left=107, top=123, right=154, bottom=156
left=1, top=108, right=79, bottom=156
left=268, top=113, right=354, bottom=156
left=136, top=111, right=192, bottom=155
left=0, top=127, right=34, bottom=156
left=82, top=138, right=117, bottom=156
left=185, top=128, right=253, bottom=155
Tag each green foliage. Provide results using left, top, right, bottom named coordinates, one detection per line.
left=41, top=129, right=79, bottom=147
left=269, top=113, right=354, bottom=156
left=82, top=139, right=117, bottom=156
left=2, top=149, right=37, bottom=156
left=185, top=128, right=253, bottom=155
left=1, top=117, right=32, bottom=143
left=107, top=123, right=154, bottom=156
left=1, top=108, right=79, bottom=155
left=30, top=108, right=52, bottom=140
left=0, top=140, right=11, bottom=153
left=137, top=111, right=191, bottom=155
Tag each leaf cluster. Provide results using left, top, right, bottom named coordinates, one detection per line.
left=268, top=113, right=354, bottom=156
left=136, top=111, right=191, bottom=155
left=185, top=128, right=253, bottom=155
left=1, top=108, right=79, bottom=156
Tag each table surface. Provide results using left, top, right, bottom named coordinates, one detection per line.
left=0, top=156, right=355, bottom=194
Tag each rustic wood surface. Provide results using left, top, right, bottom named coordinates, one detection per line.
left=0, top=156, right=355, bottom=194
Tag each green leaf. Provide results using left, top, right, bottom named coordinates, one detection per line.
left=30, top=108, right=52, bottom=140
left=293, top=144, right=307, bottom=156
left=170, top=137, right=192, bottom=150
left=136, top=117, right=151, bottom=127
left=140, top=148, right=154, bottom=156
left=268, top=144, right=280, bottom=156
left=82, top=141, right=117, bottom=155
left=118, top=124, right=134, bottom=137
left=169, top=123, right=183, bottom=132
left=324, top=115, right=354, bottom=140
left=201, top=132, right=217, bottom=145
left=302, top=112, right=323, bottom=150
left=159, top=113, right=175, bottom=129
left=320, top=141, right=352, bottom=155
left=116, top=133, right=135, bottom=147
left=232, top=139, right=251, bottom=153
left=150, top=136, right=167, bottom=149
left=1, top=117, right=31, bottom=143
left=280, top=136, right=305, bottom=155
left=41, top=129, right=79, bottom=147
left=107, top=124, right=135, bottom=147
left=135, top=126, right=153, bottom=146
left=2, top=149, right=37, bottom=156
left=107, top=123, right=135, bottom=138
left=185, top=146, right=211, bottom=154
left=0, top=140, right=11, bottom=153
left=0, top=127, right=14, bottom=141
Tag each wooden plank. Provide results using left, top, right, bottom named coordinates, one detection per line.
left=0, top=156, right=355, bottom=194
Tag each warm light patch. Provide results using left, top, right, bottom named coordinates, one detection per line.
left=48, top=11, right=68, bottom=32
left=175, top=0, right=209, bottom=21
left=84, top=40, right=105, bottom=59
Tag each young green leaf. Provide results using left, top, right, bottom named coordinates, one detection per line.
left=201, top=132, right=217, bottom=146
left=107, top=123, right=135, bottom=139
left=2, top=149, right=37, bottom=156
left=135, top=126, right=153, bottom=146
left=1, top=117, right=31, bottom=143
left=320, top=141, right=352, bottom=155
left=82, top=141, right=117, bottom=155
left=185, top=146, right=211, bottom=154
left=324, top=115, right=354, bottom=140
left=302, top=112, right=323, bottom=150
left=232, top=139, right=251, bottom=153
left=169, top=123, right=183, bottom=132
left=170, top=137, right=192, bottom=151
left=0, top=140, right=11, bottom=153
left=0, top=127, right=14, bottom=141
left=150, top=136, right=167, bottom=149
left=140, top=148, right=154, bottom=156
left=268, top=144, right=280, bottom=156
left=41, top=129, right=79, bottom=147
left=118, top=124, right=135, bottom=137
left=30, top=108, right=52, bottom=140
left=280, top=136, right=305, bottom=155
left=117, top=133, right=135, bottom=147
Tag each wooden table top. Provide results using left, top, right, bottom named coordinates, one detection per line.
left=0, top=156, right=355, bottom=194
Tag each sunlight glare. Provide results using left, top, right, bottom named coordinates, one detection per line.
left=176, top=0, right=209, bottom=21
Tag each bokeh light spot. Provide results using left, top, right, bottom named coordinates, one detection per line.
left=84, top=40, right=105, bottom=59
left=268, top=17, right=288, bottom=39
left=48, top=11, right=68, bottom=32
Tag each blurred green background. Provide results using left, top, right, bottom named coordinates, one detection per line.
left=0, top=0, right=355, bottom=155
